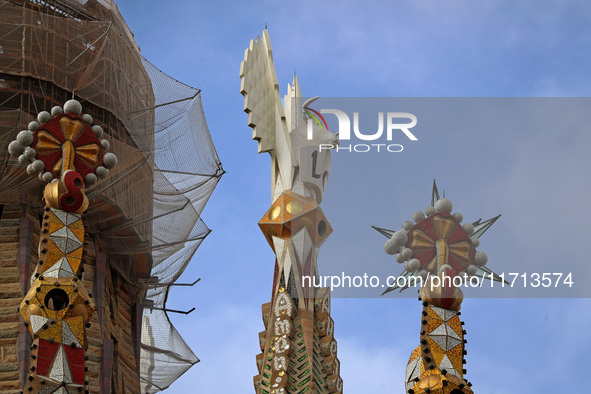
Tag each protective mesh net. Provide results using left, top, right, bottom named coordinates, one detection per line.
left=0, top=1, right=223, bottom=391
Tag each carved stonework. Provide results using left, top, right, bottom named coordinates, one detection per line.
left=241, top=30, right=343, bottom=394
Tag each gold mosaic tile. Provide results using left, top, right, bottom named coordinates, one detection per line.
left=68, top=225, right=84, bottom=243
left=39, top=320, right=62, bottom=343
left=65, top=316, right=85, bottom=347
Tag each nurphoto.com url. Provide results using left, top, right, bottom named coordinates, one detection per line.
left=302, top=272, right=574, bottom=291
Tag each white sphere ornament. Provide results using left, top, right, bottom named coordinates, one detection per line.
left=407, top=258, right=421, bottom=272
left=466, top=264, right=478, bottom=276
left=102, top=153, right=118, bottom=169
left=8, top=140, right=24, bottom=156
left=28, top=121, right=40, bottom=131
left=17, top=130, right=34, bottom=146
left=82, top=114, right=93, bottom=124
left=101, top=139, right=110, bottom=150
left=472, top=238, right=480, bottom=247
left=84, top=173, right=97, bottom=186
left=384, top=239, right=397, bottom=255
left=425, top=206, right=436, bottom=216
left=401, top=248, right=413, bottom=260
left=463, top=223, right=474, bottom=235
left=395, top=253, right=405, bottom=263
left=31, top=160, right=44, bottom=173
left=390, top=229, right=408, bottom=247
left=42, top=172, right=53, bottom=183
left=418, top=269, right=428, bottom=280
left=64, top=99, right=82, bottom=115
left=92, top=125, right=103, bottom=139
left=24, top=147, right=36, bottom=159
left=38, top=172, right=44, bottom=181
left=95, top=166, right=109, bottom=179
left=435, top=198, right=453, bottom=213
left=453, top=212, right=464, bottom=223
left=18, top=154, right=30, bottom=165
left=51, top=106, right=63, bottom=116
left=412, top=211, right=425, bottom=223
left=37, top=111, right=52, bottom=124
left=402, top=220, right=414, bottom=231
left=26, top=164, right=36, bottom=175
left=474, top=251, right=488, bottom=267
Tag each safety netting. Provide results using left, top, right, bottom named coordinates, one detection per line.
left=0, top=0, right=223, bottom=392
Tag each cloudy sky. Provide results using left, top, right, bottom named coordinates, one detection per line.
left=115, top=1, right=590, bottom=392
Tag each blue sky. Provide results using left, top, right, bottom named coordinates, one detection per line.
left=115, top=1, right=591, bottom=392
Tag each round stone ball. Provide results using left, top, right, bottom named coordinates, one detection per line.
left=17, top=130, right=34, bottom=146
left=26, top=163, right=36, bottom=175
left=390, top=229, right=408, bottom=248
left=417, top=269, right=428, bottom=280
left=84, top=173, right=97, bottom=186
left=407, top=258, right=421, bottom=272
left=24, top=147, right=36, bottom=159
left=31, top=160, right=44, bottom=173
left=51, top=106, right=63, bottom=116
left=42, top=172, right=54, bottom=183
left=384, top=239, right=397, bottom=255
left=425, top=206, right=436, bottom=216
left=402, top=220, right=414, bottom=231
left=474, top=251, right=488, bottom=267
left=435, top=198, right=453, bottom=213
left=8, top=140, right=24, bottom=156
left=95, top=166, right=109, bottom=179
left=101, top=139, right=110, bottom=150
left=412, top=210, right=425, bottom=223
left=466, top=264, right=478, bottom=276
left=453, top=212, right=464, bottom=223
left=92, top=125, right=103, bottom=139
left=401, top=248, right=413, bottom=260
left=28, top=121, right=40, bottom=131
left=64, top=99, right=82, bottom=115
left=463, top=223, right=474, bottom=235
left=82, top=114, right=93, bottom=124
left=18, top=154, right=30, bottom=166
left=37, top=111, right=52, bottom=124
left=102, top=153, right=118, bottom=169
left=472, top=238, right=480, bottom=247
left=395, top=253, right=405, bottom=263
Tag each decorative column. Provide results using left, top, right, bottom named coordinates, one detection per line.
left=241, top=30, right=343, bottom=394
left=7, top=99, right=118, bottom=392
left=375, top=181, right=502, bottom=394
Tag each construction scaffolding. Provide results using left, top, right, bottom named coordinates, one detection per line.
left=0, top=0, right=223, bottom=391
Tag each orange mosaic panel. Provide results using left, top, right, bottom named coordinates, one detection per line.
left=20, top=277, right=95, bottom=336
left=65, top=316, right=86, bottom=347
left=259, top=191, right=332, bottom=249
left=39, top=320, right=63, bottom=343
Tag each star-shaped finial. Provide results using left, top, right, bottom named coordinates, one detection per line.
left=374, top=180, right=504, bottom=294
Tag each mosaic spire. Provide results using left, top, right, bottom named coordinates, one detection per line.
left=8, top=100, right=117, bottom=392
left=241, top=30, right=343, bottom=394
left=376, top=180, right=501, bottom=393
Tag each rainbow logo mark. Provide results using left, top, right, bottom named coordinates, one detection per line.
left=303, top=106, right=329, bottom=134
